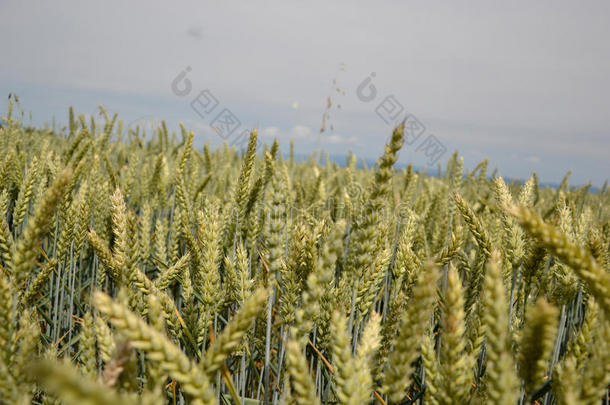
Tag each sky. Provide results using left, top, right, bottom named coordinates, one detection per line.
left=1, top=0, right=609, bottom=186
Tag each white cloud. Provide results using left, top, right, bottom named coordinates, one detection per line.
left=290, top=125, right=312, bottom=138
left=260, top=125, right=314, bottom=140
left=261, top=126, right=281, bottom=138
left=325, top=134, right=359, bottom=145
left=525, top=155, right=541, bottom=163
left=183, top=119, right=214, bottom=134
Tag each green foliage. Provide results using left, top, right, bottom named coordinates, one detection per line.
left=0, top=105, right=608, bottom=404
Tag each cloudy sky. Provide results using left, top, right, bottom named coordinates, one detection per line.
left=1, top=0, right=609, bottom=186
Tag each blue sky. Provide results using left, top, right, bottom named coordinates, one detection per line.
left=1, top=0, right=609, bottom=186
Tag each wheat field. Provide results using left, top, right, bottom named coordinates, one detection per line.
left=0, top=101, right=608, bottom=404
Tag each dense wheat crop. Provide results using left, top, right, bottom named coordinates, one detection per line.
left=0, top=101, right=608, bottom=404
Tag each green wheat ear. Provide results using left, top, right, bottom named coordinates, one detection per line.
left=383, top=260, right=438, bottom=403
left=437, top=263, right=475, bottom=405
left=28, top=359, right=138, bottom=405
left=552, top=356, right=580, bottom=405
left=517, top=298, right=559, bottom=397
left=508, top=204, right=610, bottom=316
left=92, top=291, right=216, bottom=405
left=285, top=329, right=321, bottom=405
left=481, top=250, right=519, bottom=405
left=201, top=287, right=267, bottom=378
left=0, top=190, right=13, bottom=271
left=12, top=168, right=72, bottom=291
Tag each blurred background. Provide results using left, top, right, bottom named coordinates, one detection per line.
left=1, top=0, right=608, bottom=186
